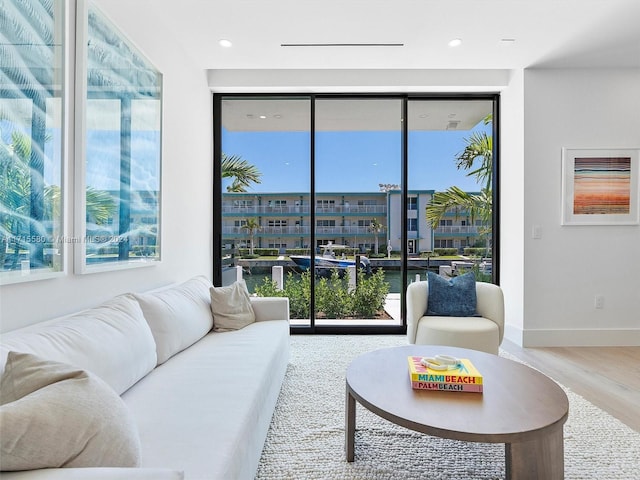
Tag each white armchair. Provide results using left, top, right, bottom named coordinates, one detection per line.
left=406, top=280, right=505, bottom=354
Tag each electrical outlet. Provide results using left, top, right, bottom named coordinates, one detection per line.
left=595, top=295, right=604, bottom=309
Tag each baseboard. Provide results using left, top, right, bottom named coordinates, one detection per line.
left=522, top=328, right=640, bottom=347
left=504, top=323, right=524, bottom=346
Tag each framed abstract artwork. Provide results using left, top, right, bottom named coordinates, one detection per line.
left=75, top=0, right=163, bottom=273
left=561, top=148, right=639, bottom=225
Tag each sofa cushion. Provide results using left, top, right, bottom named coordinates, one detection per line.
left=0, top=295, right=157, bottom=395
left=132, top=276, right=214, bottom=364
left=426, top=271, right=478, bottom=317
left=0, top=352, right=141, bottom=471
left=210, top=280, right=255, bottom=332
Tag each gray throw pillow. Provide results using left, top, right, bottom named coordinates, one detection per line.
left=426, top=271, right=478, bottom=317
left=210, top=280, right=256, bottom=332
left=0, top=352, right=141, bottom=471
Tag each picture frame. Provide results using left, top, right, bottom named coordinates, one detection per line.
left=74, top=0, right=163, bottom=273
left=561, top=148, right=639, bottom=226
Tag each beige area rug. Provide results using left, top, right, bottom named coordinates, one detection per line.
left=256, top=335, right=640, bottom=480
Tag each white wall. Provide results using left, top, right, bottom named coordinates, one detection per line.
left=521, top=68, right=640, bottom=346
left=0, top=2, right=213, bottom=332
left=499, top=69, right=526, bottom=345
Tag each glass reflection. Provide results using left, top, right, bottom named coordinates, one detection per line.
left=78, top=2, right=162, bottom=270
left=0, top=0, right=64, bottom=282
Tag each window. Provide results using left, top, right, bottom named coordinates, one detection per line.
left=268, top=220, right=288, bottom=227
left=316, top=199, right=335, bottom=211
left=1, top=0, right=65, bottom=283
left=317, top=220, right=335, bottom=227
left=215, top=94, right=498, bottom=330
left=435, top=239, right=454, bottom=248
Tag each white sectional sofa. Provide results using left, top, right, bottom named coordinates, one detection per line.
left=0, top=276, right=290, bottom=480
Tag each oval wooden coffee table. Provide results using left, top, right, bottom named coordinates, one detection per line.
left=345, top=345, right=569, bottom=479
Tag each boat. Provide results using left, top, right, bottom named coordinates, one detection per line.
left=289, top=243, right=371, bottom=277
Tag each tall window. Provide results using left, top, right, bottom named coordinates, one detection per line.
left=215, top=94, right=498, bottom=331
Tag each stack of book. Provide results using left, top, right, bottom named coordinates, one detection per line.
left=407, top=356, right=483, bottom=393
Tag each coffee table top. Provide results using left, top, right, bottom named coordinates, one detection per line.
left=346, top=345, right=569, bottom=443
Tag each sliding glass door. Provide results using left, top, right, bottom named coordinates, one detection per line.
left=314, top=98, right=403, bottom=326
left=216, top=97, right=312, bottom=326
left=214, top=94, right=498, bottom=333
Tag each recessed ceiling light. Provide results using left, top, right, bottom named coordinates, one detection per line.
left=219, top=39, right=232, bottom=48
left=259, top=115, right=267, bottom=119
left=448, top=38, right=462, bottom=48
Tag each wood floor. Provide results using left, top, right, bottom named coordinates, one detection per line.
left=500, top=339, right=640, bottom=433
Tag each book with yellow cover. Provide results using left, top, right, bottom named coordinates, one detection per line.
left=410, top=381, right=483, bottom=393
left=407, top=356, right=483, bottom=386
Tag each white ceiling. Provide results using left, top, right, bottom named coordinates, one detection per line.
left=139, top=0, right=640, bottom=70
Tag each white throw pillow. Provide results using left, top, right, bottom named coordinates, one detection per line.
left=210, top=280, right=256, bottom=332
left=0, top=352, right=141, bottom=471
left=132, top=276, right=214, bottom=364
left=0, top=295, right=157, bottom=395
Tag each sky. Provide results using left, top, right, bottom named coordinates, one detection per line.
left=222, top=123, right=491, bottom=194
left=2, top=118, right=488, bottom=194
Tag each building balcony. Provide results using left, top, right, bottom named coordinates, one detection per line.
left=221, top=226, right=380, bottom=236
left=222, top=205, right=310, bottom=215
left=221, top=204, right=386, bottom=215
left=434, top=226, right=480, bottom=235
left=316, top=205, right=386, bottom=215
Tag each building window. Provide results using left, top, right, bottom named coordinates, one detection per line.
left=407, top=197, right=418, bottom=210
left=316, top=199, right=335, bottom=211
left=408, top=218, right=418, bottom=231
left=268, top=220, right=288, bottom=227
left=317, top=220, right=336, bottom=227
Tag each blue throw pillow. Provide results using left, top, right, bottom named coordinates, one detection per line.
left=426, top=271, right=478, bottom=317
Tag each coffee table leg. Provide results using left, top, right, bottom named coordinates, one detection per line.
left=345, top=386, right=356, bottom=462
left=505, top=427, right=564, bottom=480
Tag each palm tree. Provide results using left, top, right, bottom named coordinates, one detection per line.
left=240, top=218, right=261, bottom=255
left=426, top=115, right=493, bottom=232
left=368, top=218, right=385, bottom=255
left=426, top=186, right=492, bottom=231
left=222, top=153, right=262, bottom=192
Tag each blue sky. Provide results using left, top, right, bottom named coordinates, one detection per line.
left=222, top=124, right=490, bottom=194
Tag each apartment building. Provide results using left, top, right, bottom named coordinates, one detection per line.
left=222, top=189, right=485, bottom=254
